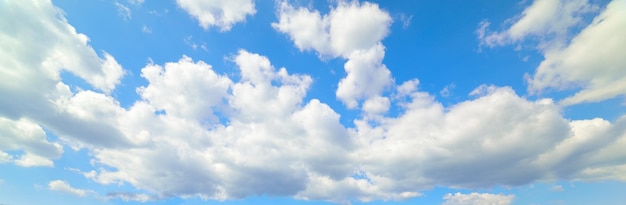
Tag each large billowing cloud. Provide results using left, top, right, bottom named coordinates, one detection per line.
left=176, top=0, right=256, bottom=31
left=71, top=54, right=626, bottom=203
left=2, top=0, right=626, bottom=204
left=0, top=0, right=125, bottom=166
left=273, top=1, right=393, bottom=109
left=478, top=0, right=626, bottom=105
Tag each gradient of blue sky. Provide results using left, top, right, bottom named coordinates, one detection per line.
left=1, top=0, right=626, bottom=205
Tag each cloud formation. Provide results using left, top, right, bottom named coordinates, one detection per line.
left=2, top=0, right=626, bottom=204
left=442, top=192, right=514, bottom=205
left=478, top=0, right=626, bottom=105
left=273, top=1, right=393, bottom=109
left=176, top=0, right=256, bottom=31
left=48, top=180, right=94, bottom=197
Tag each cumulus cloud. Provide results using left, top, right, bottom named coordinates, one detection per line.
left=81, top=51, right=356, bottom=201
left=0, top=117, right=63, bottom=167
left=477, top=0, right=598, bottom=48
left=442, top=192, right=514, bottom=205
left=175, top=0, right=255, bottom=31
left=478, top=0, right=626, bottom=105
left=527, top=0, right=626, bottom=105
left=3, top=0, right=626, bottom=204
left=274, top=1, right=393, bottom=108
left=48, top=180, right=94, bottom=197
left=0, top=0, right=132, bottom=151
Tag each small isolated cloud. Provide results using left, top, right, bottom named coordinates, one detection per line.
left=443, top=192, right=514, bottom=205
left=141, top=25, right=152, bottom=34
left=128, top=0, right=144, bottom=5
left=48, top=180, right=94, bottom=197
left=115, top=2, right=132, bottom=21
left=175, top=0, right=255, bottom=31
left=107, top=192, right=154, bottom=202
left=399, top=14, right=413, bottom=29
left=440, top=83, right=456, bottom=97
left=551, top=185, right=564, bottom=192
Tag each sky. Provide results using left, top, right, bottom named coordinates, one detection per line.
left=1, top=0, right=626, bottom=204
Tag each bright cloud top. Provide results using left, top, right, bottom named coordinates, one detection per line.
left=1, top=0, right=625, bottom=204
left=176, top=0, right=256, bottom=31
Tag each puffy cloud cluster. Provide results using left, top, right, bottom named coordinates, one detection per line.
left=442, top=192, right=514, bottom=205
left=176, top=0, right=256, bottom=31
left=478, top=0, right=626, bottom=105
left=273, top=1, right=393, bottom=109
left=2, top=0, right=626, bottom=204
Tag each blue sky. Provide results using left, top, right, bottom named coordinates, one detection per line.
left=1, top=0, right=626, bottom=204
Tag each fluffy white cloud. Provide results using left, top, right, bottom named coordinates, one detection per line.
left=176, top=0, right=255, bottom=31
left=273, top=1, right=391, bottom=58
left=0, top=0, right=124, bottom=94
left=478, top=0, right=626, bottom=105
left=138, top=56, right=232, bottom=121
left=81, top=52, right=355, bottom=201
left=353, top=85, right=571, bottom=191
left=274, top=1, right=393, bottom=108
left=478, top=0, right=598, bottom=48
left=0, top=0, right=132, bottom=152
left=527, top=0, right=626, bottom=105
left=336, top=44, right=393, bottom=109
left=0, top=117, right=62, bottom=167
left=4, top=0, right=626, bottom=203
left=442, top=192, right=514, bottom=205
left=48, top=180, right=94, bottom=197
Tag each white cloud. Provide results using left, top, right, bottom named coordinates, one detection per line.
left=399, top=14, right=413, bottom=29
left=83, top=52, right=355, bottom=201
left=440, top=83, right=455, bottom=97
left=0, top=0, right=125, bottom=95
left=107, top=192, right=154, bottom=202
left=274, top=1, right=393, bottom=108
left=478, top=0, right=626, bottom=105
left=142, top=25, right=152, bottom=33
left=115, top=2, right=132, bottom=20
left=0, top=117, right=62, bottom=167
left=138, top=55, right=231, bottom=121
left=336, top=44, right=393, bottom=108
left=273, top=1, right=391, bottom=58
left=551, top=185, right=564, bottom=192
left=354, top=85, right=572, bottom=190
left=3, top=1, right=626, bottom=203
left=175, top=0, right=255, bottom=31
left=442, top=192, right=514, bottom=205
left=362, top=96, right=390, bottom=115
left=0, top=0, right=131, bottom=153
left=48, top=180, right=94, bottom=197
left=527, top=0, right=626, bottom=105
left=478, top=0, right=598, bottom=48
left=128, top=0, right=144, bottom=5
